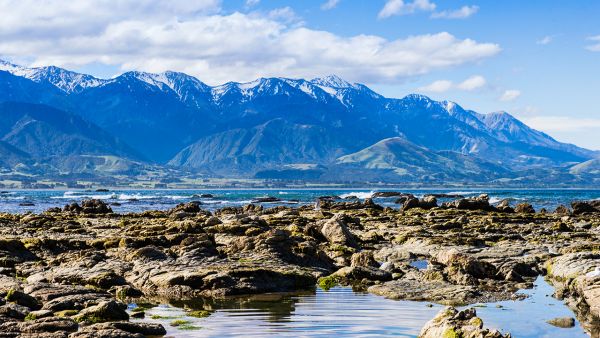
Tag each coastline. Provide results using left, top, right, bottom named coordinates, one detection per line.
left=0, top=195, right=599, bottom=336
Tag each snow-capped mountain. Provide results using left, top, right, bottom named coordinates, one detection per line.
left=0, top=60, right=105, bottom=94
left=0, top=59, right=597, bottom=183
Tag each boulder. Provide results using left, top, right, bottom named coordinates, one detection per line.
left=79, top=322, right=166, bottom=336
left=81, top=199, right=113, bottom=214
left=170, top=201, right=202, bottom=214
left=350, top=251, right=379, bottom=269
left=5, top=289, right=41, bottom=310
left=73, top=300, right=129, bottom=323
left=443, top=194, right=494, bottom=211
left=436, top=249, right=498, bottom=280
left=401, top=196, right=437, bottom=211
left=0, top=303, right=30, bottom=320
left=571, top=201, right=600, bottom=215
left=554, top=205, right=570, bottom=215
left=419, top=307, right=509, bottom=338
left=546, top=317, right=575, bottom=328
left=514, top=203, right=535, bottom=214
left=319, top=214, right=357, bottom=247
left=19, top=317, right=78, bottom=333
left=495, top=199, right=514, bottom=213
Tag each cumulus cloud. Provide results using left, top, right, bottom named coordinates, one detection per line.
left=585, top=35, right=600, bottom=52
left=417, top=80, right=453, bottom=93
left=378, top=0, right=436, bottom=19
left=321, top=0, right=340, bottom=10
left=499, top=89, right=521, bottom=101
left=457, top=75, right=486, bottom=90
left=431, top=5, right=479, bottom=19
left=0, top=0, right=501, bottom=85
left=418, top=75, right=486, bottom=93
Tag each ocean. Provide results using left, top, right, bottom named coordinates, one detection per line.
left=1, top=188, right=599, bottom=214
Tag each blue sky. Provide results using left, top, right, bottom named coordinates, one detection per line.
left=1, top=0, right=599, bottom=149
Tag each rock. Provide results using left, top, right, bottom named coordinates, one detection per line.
left=401, top=197, right=420, bottom=211
left=19, top=317, right=78, bottom=333
left=514, top=203, right=535, bottom=214
left=319, top=214, right=356, bottom=247
left=27, top=310, right=54, bottom=319
left=5, top=289, right=42, bottom=310
left=554, top=205, right=570, bottom=214
left=205, top=216, right=222, bottom=226
left=170, top=201, right=202, bottom=214
left=81, top=199, right=113, bottom=214
left=73, top=300, right=129, bottom=323
left=495, top=199, right=514, bottom=213
left=0, top=302, right=31, bottom=320
left=436, top=249, right=498, bottom=280
left=114, top=285, right=142, bottom=299
left=70, top=328, right=144, bottom=338
left=350, top=251, right=379, bottom=269
left=571, top=201, right=600, bottom=215
left=401, top=196, right=437, bottom=211
left=546, top=317, right=575, bottom=328
left=333, top=266, right=392, bottom=282
left=419, top=196, right=438, bottom=210
left=444, top=194, right=494, bottom=211
left=251, top=196, right=280, bottom=203
left=80, top=322, right=166, bottom=336
left=419, top=307, right=509, bottom=338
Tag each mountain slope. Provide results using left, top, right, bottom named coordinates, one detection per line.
left=0, top=140, right=31, bottom=169
left=169, top=118, right=350, bottom=174
left=0, top=101, right=140, bottom=161
left=333, top=137, right=507, bottom=182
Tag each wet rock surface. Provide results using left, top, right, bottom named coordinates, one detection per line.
left=0, top=197, right=598, bottom=336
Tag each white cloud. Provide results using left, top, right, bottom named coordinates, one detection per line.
left=267, top=7, right=302, bottom=25
left=245, top=0, right=260, bottom=7
left=431, top=5, right=478, bottom=19
left=418, top=75, right=486, bottom=93
left=521, top=116, right=600, bottom=149
left=499, top=89, right=521, bottom=101
left=418, top=80, right=453, bottom=93
left=537, top=35, right=553, bottom=45
left=321, top=0, right=340, bottom=10
left=0, top=0, right=500, bottom=85
left=585, top=35, right=600, bottom=52
left=521, top=116, right=600, bottom=132
left=457, top=75, right=486, bottom=90
left=378, top=0, right=436, bottom=19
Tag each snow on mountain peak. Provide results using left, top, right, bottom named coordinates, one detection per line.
left=0, top=60, right=104, bottom=93
left=310, top=75, right=355, bottom=89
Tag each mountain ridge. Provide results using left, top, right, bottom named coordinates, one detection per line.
left=0, top=59, right=597, bottom=185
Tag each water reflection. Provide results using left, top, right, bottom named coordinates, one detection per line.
left=132, top=277, right=591, bottom=337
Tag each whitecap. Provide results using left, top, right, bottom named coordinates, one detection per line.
left=489, top=197, right=502, bottom=204
left=340, top=191, right=373, bottom=199
left=445, top=191, right=483, bottom=196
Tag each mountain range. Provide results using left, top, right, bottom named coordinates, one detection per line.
left=0, top=59, right=598, bottom=186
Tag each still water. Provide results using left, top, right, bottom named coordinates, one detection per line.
left=131, top=277, right=588, bottom=337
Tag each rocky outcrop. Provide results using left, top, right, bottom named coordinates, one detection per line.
left=442, top=194, right=495, bottom=211
left=1, top=197, right=599, bottom=335
left=419, top=307, right=509, bottom=338
left=63, top=199, right=112, bottom=214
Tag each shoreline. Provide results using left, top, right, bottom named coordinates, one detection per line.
left=1, top=195, right=599, bottom=336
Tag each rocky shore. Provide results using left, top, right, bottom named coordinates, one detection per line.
left=0, top=194, right=599, bottom=337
